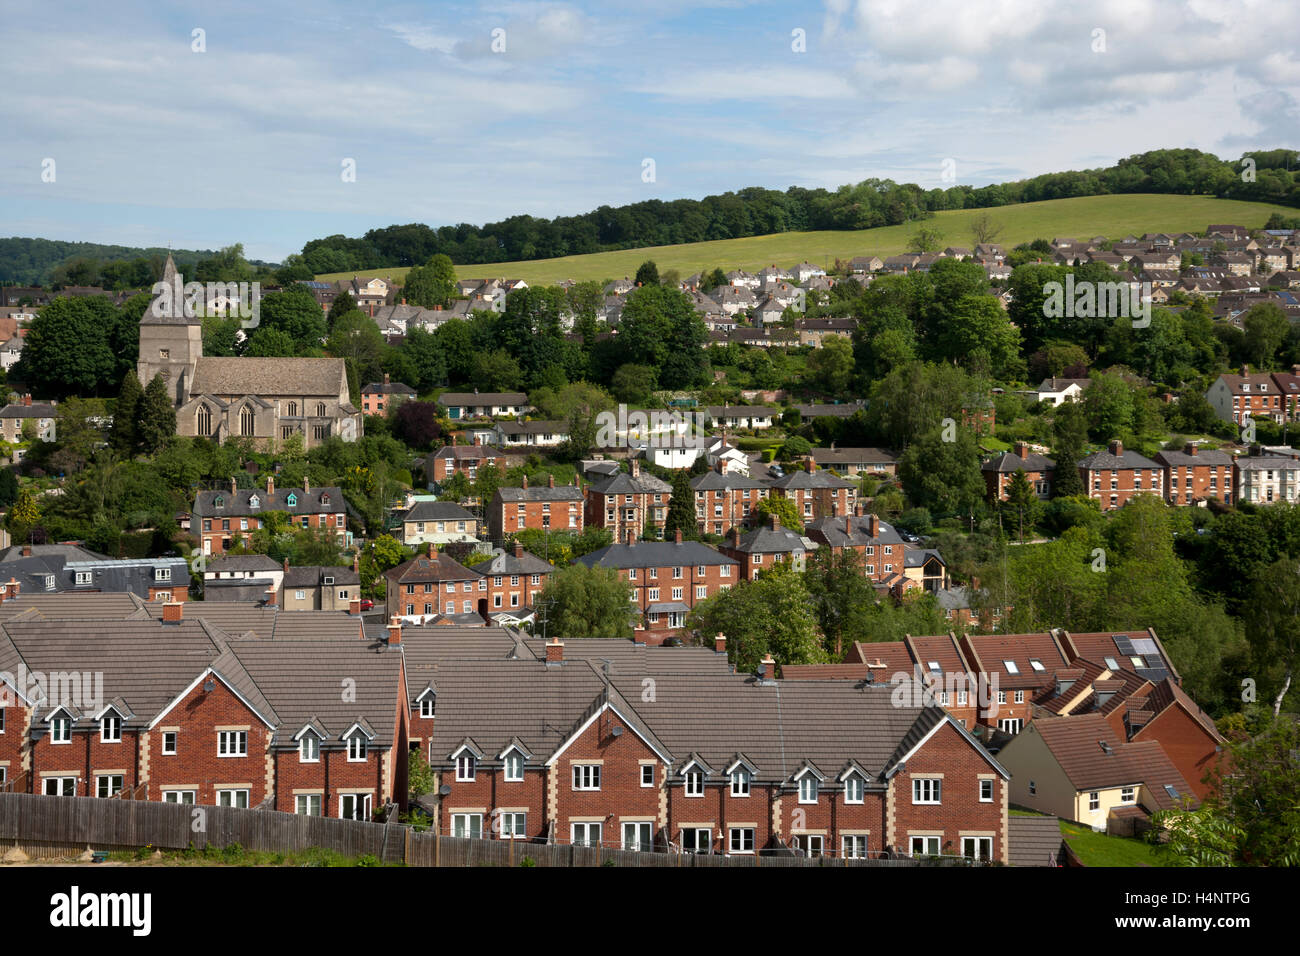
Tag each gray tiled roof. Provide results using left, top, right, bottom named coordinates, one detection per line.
left=191, top=357, right=347, bottom=397
left=470, top=548, right=554, bottom=577
left=404, top=500, right=476, bottom=522
left=587, top=472, right=671, bottom=495
left=576, top=541, right=737, bottom=570
left=193, top=486, right=343, bottom=518
left=283, top=565, right=360, bottom=588
left=494, top=484, right=583, bottom=502
left=982, top=450, right=1056, bottom=473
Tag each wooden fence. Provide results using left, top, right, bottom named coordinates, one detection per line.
left=0, top=793, right=949, bottom=867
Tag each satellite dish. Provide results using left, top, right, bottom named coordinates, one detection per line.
left=438, top=784, right=451, bottom=796
left=611, top=726, right=624, bottom=737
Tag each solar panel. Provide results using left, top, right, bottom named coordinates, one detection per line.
left=1133, top=638, right=1160, bottom=656
left=1113, top=636, right=1136, bottom=656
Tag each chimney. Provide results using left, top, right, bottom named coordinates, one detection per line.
left=674, top=529, right=683, bottom=544
left=387, top=615, right=402, bottom=646
left=1108, top=439, right=1123, bottom=457
left=267, top=475, right=275, bottom=495
left=349, top=598, right=362, bottom=616
left=22, top=393, right=31, bottom=407
left=353, top=552, right=360, bottom=573
left=548, top=473, right=555, bottom=488
left=1241, top=364, right=1249, bottom=376
left=845, top=516, right=852, bottom=537
left=264, top=585, right=278, bottom=608
left=21, top=544, right=31, bottom=558
left=626, top=528, right=637, bottom=546
left=759, top=656, right=776, bottom=681
left=714, top=632, right=727, bottom=654
left=1188, top=443, right=1198, bottom=456
left=769, top=513, right=780, bottom=531
left=303, top=476, right=310, bottom=492
left=522, top=475, right=528, bottom=490
left=1014, top=442, right=1029, bottom=459
left=514, top=541, right=524, bottom=559
left=283, top=557, right=289, bottom=574
left=161, top=601, right=183, bottom=624
left=804, top=456, right=815, bottom=473
left=731, top=527, right=741, bottom=548
left=230, top=477, right=237, bottom=495
left=451, top=434, right=457, bottom=447
left=427, top=542, right=436, bottom=559
left=384, top=373, right=390, bottom=384
left=717, top=457, right=728, bottom=476
left=630, top=459, right=640, bottom=478
left=546, top=637, right=564, bottom=664
left=868, top=513, right=880, bottom=538
left=474, top=434, right=481, bottom=446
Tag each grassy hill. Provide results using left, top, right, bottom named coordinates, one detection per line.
left=316, top=194, right=1297, bottom=287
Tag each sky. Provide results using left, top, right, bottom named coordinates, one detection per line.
left=2, top=0, right=1298, bottom=262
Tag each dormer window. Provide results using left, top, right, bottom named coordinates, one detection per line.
left=798, top=775, right=819, bottom=804
left=419, top=695, right=435, bottom=718
left=844, top=773, right=864, bottom=804
left=320, top=494, right=330, bottom=506
left=456, top=754, right=476, bottom=781
left=50, top=714, right=72, bottom=743
left=503, top=751, right=524, bottom=781
left=323, top=576, right=334, bottom=586
left=249, top=495, right=260, bottom=509
left=100, top=714, right=121, bottom=742
left=300, top=733, right=320, bottom=762
left=684, top=768, right=704, bottom=797
left=346, top=733, right=367, bottom=762
left=286, top=493, right=298, bottom=507
left=730, top=768, right=751, bottom=797
left=214, top=495, right=225, bottom=508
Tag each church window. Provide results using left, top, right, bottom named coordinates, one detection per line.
left=197, top=405, right=212, bottom=436
left=287, top=401, right=298, bottom=417
left=316, top=402, right=326, bottom=417
left=159, top=349, right=169, bottom=360
left=240, top=407, right=255, bottom=436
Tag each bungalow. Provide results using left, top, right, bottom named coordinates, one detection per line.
left=1036, top=378, right=1089, bottom=407
left=705, top=405, right=779, bottom=430
left=809, top=446, right=896, bottom=476
left=439, top=391, right=531, bottom=421
left=492, top=419, right=569, bottom=448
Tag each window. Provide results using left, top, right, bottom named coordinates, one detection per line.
left=75, top=570, right=93, bottom=585
left=346, top=734, right=367, bottom=762
left=730, top=768, right=751, bottom=797
left=1003, top=660, right=1019, bottom=675
left=728, top=827, right=755, bottom=855
left=1028, top=780, right=1036, bottom=795
left=1120, top=786, right=1135, bottom=803
left=997, top=690, right=1007, bottom=705
left=497, top=811, right=526, bottom=839
left=163, top=790, right=195, bottom=804
left=843, top=835, right=869, bottom=859
left=622, top=821, right=653, bottom=852
left=419, top=697, right=435, bottom=719
left=162, top=731, right=177, bottom=755
left=1014, top=690, right=1025, bottom=704
left=910, top=835, right=940, bottom=857
left=50, top=716, right=71, bottom=743
left=798, top=775, right=819, bottom=803
left=456, top=754, right=476, bottom=782
left=341, top=794, right=372, bottom=821
left=640, top=765, right=654, bottom=787
left=682, top=828, right=711, bottom=855
left=96, top=774, right=123, bottom=798
left=961, top=836, right=993, bottom=861
left=217, top=789, right=249, bottom=809
left=980, top=779, right=994, bottom=803
left=684, top=769, right=704, bottom=796
left=572, top=764, right=601, bottom=790
left=100, top=715, right=121, bottom=743
left=44, top=777, right=76, bottom=796
left=844, top=774, right=864, bottom=804
left=503, top=752, right=524, bottom=781
left=296, top=794, right=322, bottom=816
left=1088, top=791, right=1100, bottom=811
left=794, top=834, right=823, bottom=857
left=571, top=822, right=601, bottom=848
left=998, top=718, right=1023, bottom=735
left=300, top=734, right=319, bottom=762
left=218, top=730, right=247, bottom=756
left=912, top=778, right=941, bottom=804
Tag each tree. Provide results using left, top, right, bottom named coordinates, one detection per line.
left=391, top=400, right=441, bottom=450
left=906, top=227, right=944, bottom=253
left=137, top=373, right=176, bottom=454
left=5, top=488, right=40, bottom=541
left=898, top=426, right=985, bottom=519
left=969, top=212, right=1003, bottom=245
left=807, top=335, right=855, bottom=394
left=610, top=364, right=657, bottom=405
left=1241, top=303, right=1289, bottom=370
left=111, top=372, right=143, bottom=456
left=1004, top=469, right=1035, bottom=543
left=244, top=327, right=298, bottom=357
left=752, top=495, right=802, bottom=532
left=256, top=284, right=327, bottom=352
left=326, top=311, right=386, bottom=385
left=634, top=260, right=660, bottom=287
left=408, top=748, right=436, bottom=798
left=0, top=468, right=16, bottom=509
left=803, top=547, right=876, bottom=659
left=327, top=291, right=358, bottom=329
left=471, top=350, right=523, bottom=391
left=538, top=564, right=634, bottom=639
left=1050, top=401, right=1088, bottom=497
left=403, top=254, right=457, bottom=309
left=13, top=295, right=118, bottom=397
left=780, top=435, right=812, bottom=461
left=663, top=470, right=696, bottom=539
left=687, top=564, right=827, bottom=673
left=402, top=327, right=448, bottom=392
left=1245, top=556, right=1300, bottom=715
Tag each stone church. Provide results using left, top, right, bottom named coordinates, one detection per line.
left=137, top=256, right=362, bottom=449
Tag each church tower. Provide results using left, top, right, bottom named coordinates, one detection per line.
left=137, top=254, right=204, bottom=406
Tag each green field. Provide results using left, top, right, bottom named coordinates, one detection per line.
left=1059, top=820, right=1170, bottom=867
left=317, top=194, right=1296, bottom=287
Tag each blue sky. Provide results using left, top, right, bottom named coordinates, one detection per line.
left=2, top=0, right=1298, bottom=261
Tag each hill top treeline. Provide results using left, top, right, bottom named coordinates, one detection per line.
left=300, top=148, right=1299, bottom=272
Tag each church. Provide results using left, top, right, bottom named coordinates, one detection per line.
left=137, top=256, right=362, bottom=449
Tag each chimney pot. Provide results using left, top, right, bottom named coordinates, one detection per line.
left=1109, top=439, right=1123, bottom=457
left=548, top=473, right=555, bottom=488
left=387, top=614, right=402, bottom=646
left=349, top=598, right=361, bottom=616
left=674, top=529, right=683, bottom=544
left=714, top=632, right=727, bottom=654
left=267, top=476, right=275, bottom=495
left=22, top=544, right=31, bottom=558
left=760, top=656, right=776, bottom=681
left=1014, top=442, right=1029, bottom=458
left=427, top=542, right=435, bottom=559
left=1188, top=443, right=1198, bottom=456
left=514, top=541, right=524, bottom=559
left=522, top=475, right=528, bottom=489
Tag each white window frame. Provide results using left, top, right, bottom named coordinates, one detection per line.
left=96, top=774, right=124, bottom=799
left=100, top=715, right=122, bottom=743
left=684, top=769, right=704, bottom=797
left=730, top=769, right=751, bottom=797
left=50, top=716, right=72, bottom=744
left=162, top=789, right=195, bottom=804
left=640, top=764, right=654, bottom=788
left=844, top=774, right=864, bottom=804
left=912, top=778, right=941, bottom=804
left=728, top=827, right=755, bottom=855
left=161, top=731, right=177, bottom=755
left=341, top=793, right=373, bottom=821
left=44, top=776, right=76, bottom=796
left=217, top=788, right=249, bottom=809
left=296, top=793, right=322, bottom=816
left=456, top=754, right=476, bottom=782
left=572, top=764, right=601, bottom=791
left=346, top=734, right=367, bottom=762
left=980, top=779, right=994, bottom=803
left=503, top=751, right=524, bottom=782
left=217, top=730, right=247, bottom=757
left=300, top=733, right=320, bottom=763
left=798, top=775, right=819, bottom=804
left=571, top=822, right=601, bottom=848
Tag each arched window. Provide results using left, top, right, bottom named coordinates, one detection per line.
left=196, top=404, right=212, bottom=437
left=316, top=402, right=326, bottom=417
left=287, top=401, right=298, bottom=417
left=240, top=406, right=255, bottom=436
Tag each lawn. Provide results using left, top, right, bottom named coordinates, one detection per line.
left=317, top=194, right=1297, bottom=287
left=1059, top=820, right=1170, bottom=867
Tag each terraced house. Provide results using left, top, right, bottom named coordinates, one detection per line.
left=1078, top=440, right=1164, bottom=512
left=193, top=476, right=349, bottom=555
left=690, top=459, right=767, bottom=536
left=488, top=474, right=584, bottom=542
left=418, top=642, right=1010, bottom=859
left=584, top=460, right=672, bottom=542
left=0, top=602, right=406, bottom=817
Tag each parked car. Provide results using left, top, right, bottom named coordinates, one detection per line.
left=359, top=598, right=375, bottom=611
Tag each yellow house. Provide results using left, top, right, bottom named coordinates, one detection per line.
left=998, top=714, right=1193, bottom=830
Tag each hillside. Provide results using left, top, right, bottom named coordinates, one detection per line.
left=316, top=194, right=1297, bottom=287
left=0, top=239, right=218, bottom=286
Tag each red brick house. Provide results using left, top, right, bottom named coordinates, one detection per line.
left=194, top=477, right=348, bottom=555
left=583, top=461, right=672, bottom=542
left=1078, top=440, right=1164, bottom=512
left=360, top=374, right=416, bottom=415
left=575, top=533, right=738, bottom=640
left=488, top=474, right=584, bottom=542
left=1207, top=369, right=1284, bottom=425
left=385, top=545, right=483, bottom=622
left=1153, top=444, right=1234, bottom=505
left=981, top=443, right=1055, bottom=502
left=426, top=435, right=508, bottom=484
left=719, top=514, right=810, bottom=579
left=469, top=543, right=554, bottom=622
left=766, top=460, right=856, bottom=524
left=690, top=459, right=768, bottom=536
left=804, top=510, right=908, bottom=585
